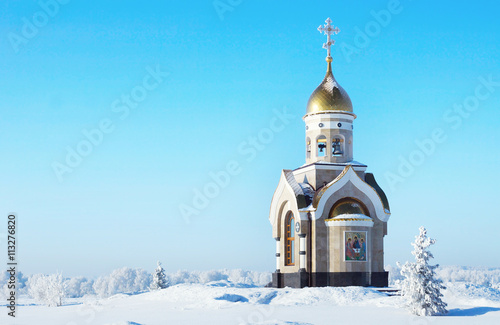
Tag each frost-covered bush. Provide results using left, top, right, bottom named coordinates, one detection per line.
left=388, top=265, right=500, bottom=288
left=386, top=265, right=404, bottom=286
left=1, top=268, right=272, bottom=299
left=435, top=266, right=500, bottom=287
left=16, top=271, right=28, bottom=291
left=226, top=269, right=271, bottom=286
left=27, top=273, right=65, bottom=307
left=166, top=269, right=271, bottom=287
left=166, top=270, right=197, bottom=285
left=93, top=268, right=151, bottom=297
left=0, top=271, right=29, bottom=299
left=64, top=276, right=94, bottom=298
left=400, top=227, right=447, bottom=316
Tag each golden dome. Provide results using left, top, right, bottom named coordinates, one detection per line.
left=306, top=58, right=353, bottom=115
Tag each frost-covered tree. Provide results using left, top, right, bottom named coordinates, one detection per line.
left=64, top=276, right=95, bottom=298
left=27, top=273, right=65, bottom=307
left=93, top=267, right=151, bottom=297
left=399, top=227, right=447, bottom=316
left=150, top=261, right=169, bottom=290
left=0, top=271, right=29, bottom=299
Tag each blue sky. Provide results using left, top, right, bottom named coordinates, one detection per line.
left=1, top=0, right=499, bottom=277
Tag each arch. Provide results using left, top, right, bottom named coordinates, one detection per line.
left=316, top=135, right=327, bottom=157
left=306, top=137, right=311, bottom=159
left=284, top=211, right=295, bottom=266
left=329, top=197, right=369, bottom=219
left=275, top=200, right=289, bottom=241
left=314, top=166, right=391, bottom=222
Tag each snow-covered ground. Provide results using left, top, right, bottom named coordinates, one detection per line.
left=2, top=281, right=500, bottom=325
left=1, top=267, right=500, bottom=324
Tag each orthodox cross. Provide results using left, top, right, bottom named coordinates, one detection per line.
left=317, top=18, right=340, bottom=58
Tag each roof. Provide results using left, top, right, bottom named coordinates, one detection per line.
left=311, top=165, right=391, bottom=222
left=294, top=161, right=367, bottom=172
left=364, top=173, right=390, bottom=212
left=283, top=170, right=314, bottom=209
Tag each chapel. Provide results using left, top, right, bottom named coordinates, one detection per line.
left=269, top=18, right=391, bottom=288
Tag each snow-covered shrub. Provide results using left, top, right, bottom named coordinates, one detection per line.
left=27, top=273, right=65, bottom=307
left=64, top=276, right=94, bottom=298
left=386, top=265, right=404, bottom=286
left=434, top=265, right=500, bottom=287
left=226, top=269, right=271, bottom=286
left=0, top=272, right=10, bottom=299
left=0, top=271, right=29, bottom=299
left=16, top=271, right=28, bottom=292
left=167, top=270, right=203, bottom=285
left=150, top=261, right=169, bottom=290
left=165, top=269, right=271, bottom=287
left=388, top=264, right=500, bottom=289
left=400, top=227, right=447, bottom=316
left=93, top=268, right=151, bottom=297
left=197, top=270, right=228, bottom=284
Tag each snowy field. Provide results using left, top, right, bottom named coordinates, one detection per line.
left=1, top=266, right=500, bottom=325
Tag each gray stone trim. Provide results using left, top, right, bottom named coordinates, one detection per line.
left=293, top=162, right=367, bottom=172
left=270, top=271, right=388, bottom=288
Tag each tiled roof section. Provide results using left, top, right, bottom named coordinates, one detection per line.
left=284, top=170, right=314, bottom=209
left=298, top=182, right=315, bottom=207
left=364, top=173, right=390, bottom=212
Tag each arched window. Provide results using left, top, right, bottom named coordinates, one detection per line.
left=329, top=198, right=369, bottom=219
left=317, top=135, right=327, bottom=157
left=306, top=137, right=311, bottom=159
left=285, top=212, right=295, bottom=266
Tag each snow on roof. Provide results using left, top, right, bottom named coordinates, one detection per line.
left=298, top=160, right=368, bottom=168
left=327, top=213, right=373, bottom=221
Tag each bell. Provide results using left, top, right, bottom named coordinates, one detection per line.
left=332, top=140, right=343, bottom=156
left=318, top=143, right=326, bottom=152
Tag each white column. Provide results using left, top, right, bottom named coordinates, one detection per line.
left=275, top=237, right=280, bottom=272
left=299, top=234, right=306, bottom=271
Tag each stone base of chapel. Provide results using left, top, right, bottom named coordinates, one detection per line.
left=272, top=271, right=388, bottom=288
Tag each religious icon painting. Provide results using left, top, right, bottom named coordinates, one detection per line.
left=344, top=231, right=367, bottom=261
